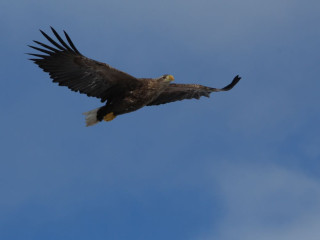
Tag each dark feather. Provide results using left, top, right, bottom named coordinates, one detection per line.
left=207, top=75, right=241, bottom=92
left=28, top=45, right=53, bottom=55
left=33, top=40, right=60, bottom=53
left=50, top=27, right=74, bottom=53
left=40, top=30, right=66, bottom=51
left=27, top=53, right=48, bottom=58
left=64, top=30, right=81, bottom=54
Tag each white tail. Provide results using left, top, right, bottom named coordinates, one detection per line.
left=82, top=108, right=100, bottom=127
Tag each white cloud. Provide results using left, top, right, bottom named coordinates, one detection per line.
left=198, top=161, right=320, bottom=240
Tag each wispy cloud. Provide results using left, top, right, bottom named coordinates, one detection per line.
left=199, top=161, right=320, bottom=240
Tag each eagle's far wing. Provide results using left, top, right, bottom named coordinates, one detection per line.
left=147, top=75, right=241, bottom=106
left=28, top=27, right=142, bottom=102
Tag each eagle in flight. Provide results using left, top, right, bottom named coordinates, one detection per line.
left=28, top=27, right=241, bottom=126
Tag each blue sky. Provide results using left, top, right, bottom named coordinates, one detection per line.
left=1, top=0, right=320, bottom=239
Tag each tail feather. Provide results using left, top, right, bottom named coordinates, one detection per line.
left=82, top=108, right=100, bottom=127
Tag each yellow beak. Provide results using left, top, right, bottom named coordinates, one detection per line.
left=167, top=75, right=174, bottom=81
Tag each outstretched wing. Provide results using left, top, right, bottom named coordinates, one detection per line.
left=147, top=75, right=241, bottom=106
left=28, top=27, right=141, bottom=102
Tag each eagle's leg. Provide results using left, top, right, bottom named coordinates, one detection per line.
left=97, top=103, right=117, bottom=122
left=103, top=112, right=116, bottom=121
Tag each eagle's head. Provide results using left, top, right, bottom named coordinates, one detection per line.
left=161, top=74, right=174, bottom=83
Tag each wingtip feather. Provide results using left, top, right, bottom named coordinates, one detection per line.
left=221, top=75, right=241, bottom=91
left=63, top=30, right=81, bottom=55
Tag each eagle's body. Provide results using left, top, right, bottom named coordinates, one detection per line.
left=28, top=27, right=241, bottom=126
left=95, top=77, right=172, bottom=123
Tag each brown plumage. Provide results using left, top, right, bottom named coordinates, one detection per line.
left=28, top=27, right=241, bottom=126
